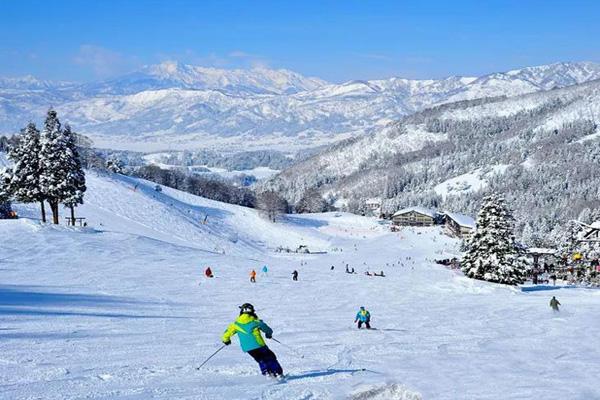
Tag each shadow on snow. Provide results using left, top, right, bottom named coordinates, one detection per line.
left=0, top=284, right=185, bottom=320
left=284, top=368, right=374, bottom=381
left=283, top=215, right=329, bottom=229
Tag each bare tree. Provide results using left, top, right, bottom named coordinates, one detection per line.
left=295, top=188, right=328, bottom=214
left=257, top=190, right=289, bottom=222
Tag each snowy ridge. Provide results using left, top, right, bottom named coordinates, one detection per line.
left=2, top=61, right=600, bottom=151
left=267, top=78, right=600, bottom=209
left=14, top=172, right=331, bottom=257
left=83, top=61, right=328, bottom=96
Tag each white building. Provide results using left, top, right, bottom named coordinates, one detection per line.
left=443, top=212, right=476, bottom=239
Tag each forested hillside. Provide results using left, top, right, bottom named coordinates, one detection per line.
left=266, top=79, right=600, bottom=245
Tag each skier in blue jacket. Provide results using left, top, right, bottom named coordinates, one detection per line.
left=355, top=306, right=372, bottom=329
left=222, top=303, right=283, bottom=377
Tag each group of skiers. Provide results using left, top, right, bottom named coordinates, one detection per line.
left=206, top=259, right=564, bottom=379
left=205, top=266, right=300, bottom=283
left=207, top=265, right=386, bottom=282
left=220, top=303, right=372, bottom=378
left=344, top=265, right=385, bottom=277
left=206, top=262, right=387, bottom=283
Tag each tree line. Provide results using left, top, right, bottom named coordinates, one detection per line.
left=131, top=164, right=290, bottom=221
left=0, top=110, right=86, bottom=224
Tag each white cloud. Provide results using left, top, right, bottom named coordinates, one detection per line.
left=156, top=49, right=271, bottom=69
left=72, top=45, right=139, bottom=78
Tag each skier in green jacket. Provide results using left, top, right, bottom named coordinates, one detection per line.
left=550, top=296, right=561, bottom=312
left=222, top=303, right=283, bottom=377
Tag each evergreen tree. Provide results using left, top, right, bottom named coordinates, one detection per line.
left=61, top=124, right=86, bottom=225
left=554, top=221, right=582, bottom=264
left=106, top=158, right=123, bottom=173
left=521, top=223, right=534, bottom=246
left=39, top=109, right=70, bottom=224
left=461, top=194, right=528, bottom=285
left=0, top=168, right=12, bottom=218
left=7, top=122, right=47, bottom=222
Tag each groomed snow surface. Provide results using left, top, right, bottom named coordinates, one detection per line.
left=1, top=173, right=599, bottom=399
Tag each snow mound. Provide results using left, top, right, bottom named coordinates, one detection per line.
left=350, top=383, right=422, bottom=400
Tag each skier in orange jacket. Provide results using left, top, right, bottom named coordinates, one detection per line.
left=250, top=269, right=257, bottom=283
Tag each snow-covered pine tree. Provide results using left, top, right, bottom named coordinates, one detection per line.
left=0, top=168, right=13, bottom=218
left=39, top=109, right=70, bottom=224
left=521, top=223, right=534, bottom=246
left=61, top=124, right=86, bottom=226
left=461, top=194, right=528, bottom=285
left=7, top=122, right=47, bottom=222
left=105, top=158, right=123, bottom=174
left=553, top=221, right=582, bottom=264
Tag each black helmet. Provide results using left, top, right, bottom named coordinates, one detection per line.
left=239, top=303, right=255, bottom=314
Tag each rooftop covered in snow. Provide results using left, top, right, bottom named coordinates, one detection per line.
left=392, top=206, right=438, bottom=219
left=443, top=212, right=476, bottom=228
left=526, top=247, right=557, bottom=255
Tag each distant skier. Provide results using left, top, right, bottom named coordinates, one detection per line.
left=222, top=303, right=283, bottom=377
left=331, top=265, right=335, bottom=271
left=250, top=269, right=257, bottom=283
left=205, top=267, right=214, bottom=278
left=262, top=265, right=268, bottom=276
left=550, top=296, right=561, bottom=312
left=345, top=265, right=350, bottom=273
left=374, top=271, right=385, bottom=277
left=355, top=306, right=371, bottom=329
left=292, top=270, right=298, bottom=281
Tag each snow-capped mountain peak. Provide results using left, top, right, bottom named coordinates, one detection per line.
left=0, top=75, right=72, bottom=90
left=92, top=61, right=329, bottom=96
left=2, top=61, right=600, bottom=151
left=488, top=61, right=600, bottom=90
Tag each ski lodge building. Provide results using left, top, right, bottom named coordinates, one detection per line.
left=365, top=198, right=382, bottom=216
left=390, top=206, right=476, bottom=239
left=443, top=212, right=476, bottom=239
left=391, top=207, right=438, bottom=226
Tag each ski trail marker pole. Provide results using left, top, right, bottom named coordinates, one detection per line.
left=196, top=344, right=227, bottom=370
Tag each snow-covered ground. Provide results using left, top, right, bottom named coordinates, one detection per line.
left=434, top=165, right=509, bottom=200
left=1, top=173, right=599, bottom=399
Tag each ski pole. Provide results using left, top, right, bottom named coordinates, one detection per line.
left=270, top=337, right=305, bottom=359
left=196, top=344, right=227, bottom=370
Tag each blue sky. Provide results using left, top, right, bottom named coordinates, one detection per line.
left=1, top=0, right=599, bottom=83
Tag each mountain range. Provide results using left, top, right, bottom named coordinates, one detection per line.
left=1, top=61, right=600, bottom=152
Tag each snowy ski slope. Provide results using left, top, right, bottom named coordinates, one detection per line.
left=1, top=173, right=599, bottom=399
